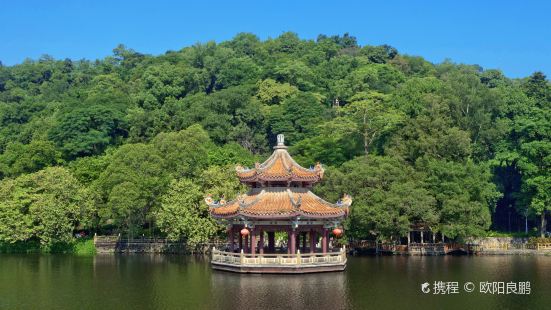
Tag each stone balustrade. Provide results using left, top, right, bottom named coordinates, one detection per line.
left=212, top=248, right=346, bottom=266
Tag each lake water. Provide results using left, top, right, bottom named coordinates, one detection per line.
left=1, top=254, right=549, bottom=309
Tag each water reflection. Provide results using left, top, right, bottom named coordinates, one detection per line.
left=0, top=255, right=549, bottom=309
left=211, top=270, right=348, bottom=310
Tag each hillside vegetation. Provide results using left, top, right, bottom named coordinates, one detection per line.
left=0, top=32, right=549, bottom=249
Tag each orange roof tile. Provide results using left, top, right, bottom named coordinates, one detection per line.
left=208, top=187, right=349, bottom=219
left=236, top=147, right=323, bottom=183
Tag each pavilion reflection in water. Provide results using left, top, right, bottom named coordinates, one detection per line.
left=206, top=134, right=351, bottom=273
left=210, top=270, right=348, bottom=309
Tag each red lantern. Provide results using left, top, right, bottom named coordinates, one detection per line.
left=240, top=228, right=250, bottom=236
left=332, top=228, right=343, bottom=237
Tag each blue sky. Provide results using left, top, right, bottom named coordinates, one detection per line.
left=1, top=0, right=549, bottom=78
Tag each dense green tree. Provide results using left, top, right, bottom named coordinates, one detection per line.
left=215, top=57, right=260, bottom=89
left=256, top=79, right=299, bottom=105
left=522, top=72, right=550, bottom=103
left=155, top=179, right=219, bottom=246
left=221, top=33, right=263, bottom=58
left=67, top=154, right=111, bottom=185
left=316, top=156, right=437, bottom=240
left=49, top=103, right=127, bottom=158
left=0, top=140, right=61, bottom=177
left=133, top=63, right=199, bottom=110
left=515, top=109, right=551, bottom=236
left=95, top=143, right=168, bottom=233
left=198, top=165, right=247, bottom=201
left=389, top=55, right=435, bottom=77
left=0, top=167, right=94, bottom=246
left=419, top=159, right=501, bottom=239
left=49, top=76, right=129, bottom=158
left=208, top=142, right=258, bottom=167
left=273, top=60, right=317, bottom=91
left=388, top=97, right=472, bottom=163
left=267, top=92, right=328, bottom=144
left=151, top=124, right=212, bottom=178
left=342, top=92, right=405, bottom=155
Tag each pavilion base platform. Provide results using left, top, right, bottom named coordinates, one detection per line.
left=211, top=249, right=347, bottom=274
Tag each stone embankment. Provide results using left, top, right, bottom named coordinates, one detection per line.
left=93, top=235, right=225, bottom=254
left=349, top=237, right=551, bottom=256
left=470, top=237, right=551, bottom=255
left=94, top=235, right=187, bottom=253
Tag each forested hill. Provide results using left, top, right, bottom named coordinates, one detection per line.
left=0, top=32, right=549, bottom=249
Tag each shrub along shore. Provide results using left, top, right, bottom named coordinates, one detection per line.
left=0, top=238, right=96, bottom=255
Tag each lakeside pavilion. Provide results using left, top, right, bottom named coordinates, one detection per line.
left=206, top=134, right=351, bottom=273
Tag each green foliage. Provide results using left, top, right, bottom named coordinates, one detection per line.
left=155, top=179, right=219, bottom=246
left=267, top=92, right=328, bottom=144
left=485, top=230, right=535, bottom=238
left=67, top=154, right=111, bottom=185
left=420, top=159, right=501, bottom=239
left=0, top=240, right=42, bottom=253
left=0, top=139, right=61, bottom=177
left=256, top=79, right=299, bottom=105
left=316, top=156, right=437, bottom=240
left=0, top=237, right=96, bottom=254
left=0, top=167, right=93, bottom=246
left=151, top=124, right=212, bottom=178
left=73, top=237, right=96, bottom=255
left=95, top=143, right=168, bottom=232
left=343, top=91, right=405, bottom=155
left=208, top=142, right=257, bottom=167
left=49, top=103, right=127, bottom=159
left=199, top=165, right=247, bottom=200
left=522, top=72, right=550, bottom=103
left=0, top=33, right=549, bottom=246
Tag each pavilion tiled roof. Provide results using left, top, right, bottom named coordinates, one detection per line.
left=207, top=187, right=350, bottom=219
left=235, top=144, right=324, bottom=184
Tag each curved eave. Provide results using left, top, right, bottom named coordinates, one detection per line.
left=208, top=188, right=350, bottom=220
left=236, top=172, right=322, bottom=183
left=209, top=210, right=347, bottom=220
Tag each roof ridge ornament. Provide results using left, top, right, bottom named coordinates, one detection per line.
left=277, top=134, right=285, bottom=146
left=336, top=194, right=353, bottom=207
left=205, top=194, right=228, bottom=207
left=274, top=134, right=288, bottom=150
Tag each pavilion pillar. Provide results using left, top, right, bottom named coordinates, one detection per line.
left=310, top=230, right=316, bottom=253
left=432, top=232, right=435, bottom=244
left=251, top=228, right=256, bottom=257
left=287, top=230, right=292, bottom=254
left=268, top=232, right=275, bottom=252
left=290, top=229, right=296, bottom=255
left=322, top=228, right=328, bottom=254
left=228, top=227, right=234, bottom=252
left=407, top=231, right=410, bottom=245
left=302, top=233, right=307, bottom=252
left=239, top=234, right=243, bottom=251
left=244, top=235, right=249, bottom=254
left=420, top=231, right=424, bottom=244
left=259, top=229, right=264, bottom=254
